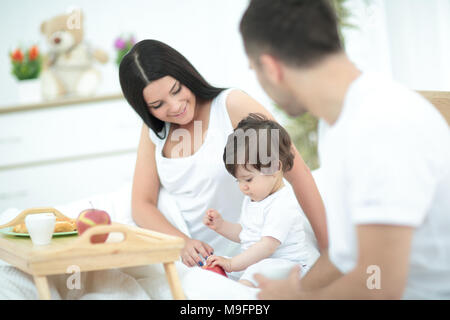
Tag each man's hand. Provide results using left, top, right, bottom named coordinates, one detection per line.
left=203, top=209, right=224, bottom=231
left=206, top=255, right=233, bottom=272
left=254, top=265, right=304, bottom=300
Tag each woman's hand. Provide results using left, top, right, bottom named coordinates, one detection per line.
left=206, top=255, right=232, bottom=273
left=203, top=209, right=224, bottom=231
left=181, top=238, right=214, bottom=267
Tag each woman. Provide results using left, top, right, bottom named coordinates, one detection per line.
left=119, top=39, right=328, bottom=268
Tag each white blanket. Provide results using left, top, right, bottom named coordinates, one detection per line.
left=0, top=182, right=259, bottom=300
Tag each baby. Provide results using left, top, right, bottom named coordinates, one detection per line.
left=203, top=113, right=320, bottom=287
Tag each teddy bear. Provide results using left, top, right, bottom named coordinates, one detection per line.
left=40, top=9, right=108, bottom=100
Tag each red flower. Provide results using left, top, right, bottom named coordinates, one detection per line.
left=29, top=45, right=39, bottom=61
left=11, top=49, right=24, bottom=62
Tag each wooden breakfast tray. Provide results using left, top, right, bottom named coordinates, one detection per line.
left=0, top=207, right=186, bottom=300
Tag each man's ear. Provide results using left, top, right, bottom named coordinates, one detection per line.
left=259, top=54, right=284, bottom=84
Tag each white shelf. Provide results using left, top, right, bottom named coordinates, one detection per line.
left=0, top=93, right=125, bottom=114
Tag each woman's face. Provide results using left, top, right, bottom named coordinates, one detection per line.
left=142, top=75, right=196, bottom=125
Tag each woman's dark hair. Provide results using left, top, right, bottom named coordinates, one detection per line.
left=223, top=113, right=294, bottom=177
left=119, top=39, right=225, bottom=139
left=239, top=0, right=342, bottom=67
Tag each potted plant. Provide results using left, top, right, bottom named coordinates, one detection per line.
left=114, top=35, right=136, bottom=67
left=10, top=44, right=43, bottom=103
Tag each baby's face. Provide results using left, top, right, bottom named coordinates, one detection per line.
left=235, top=165, right=281, bottom=202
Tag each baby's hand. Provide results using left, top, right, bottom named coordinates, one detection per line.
left=206, top=255, right=232, bottom=273
left=203, top=209, right=223, bottom=231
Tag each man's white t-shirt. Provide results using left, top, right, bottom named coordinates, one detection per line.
left=318, top=72, right=450, bottom=299
left=239, top=183, right=320, bottom=268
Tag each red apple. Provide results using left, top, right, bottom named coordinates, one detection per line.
left=76, top=209, right=111, bottom=243
left=202, top=265, right=228, bottom=277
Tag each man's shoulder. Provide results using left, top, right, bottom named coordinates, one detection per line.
left=347, top=72, right=448, bottom=138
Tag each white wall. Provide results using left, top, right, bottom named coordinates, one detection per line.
left=343, top=0, right=450, bottom=91
left=384, top=0, right=450, bottom=90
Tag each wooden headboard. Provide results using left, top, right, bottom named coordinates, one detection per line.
left=418, top=91, right=450, bottom=125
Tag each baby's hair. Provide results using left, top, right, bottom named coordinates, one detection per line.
left=223, top=113, right=294, bottom=177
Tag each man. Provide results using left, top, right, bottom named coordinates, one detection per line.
left=239, top=0, right=450, bottom=299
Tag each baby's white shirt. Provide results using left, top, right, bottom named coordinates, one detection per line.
left=238, top=183, right=319, bottom=267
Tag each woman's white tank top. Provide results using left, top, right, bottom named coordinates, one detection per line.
left=149, top=88, right=243, bottom=255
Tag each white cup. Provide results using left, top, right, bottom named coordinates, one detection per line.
left=25, top=213, right=56, bottom=245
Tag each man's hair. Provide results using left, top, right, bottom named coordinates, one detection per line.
left=223, top=113, right=294, bottom=177
left=239, top=0, right=342, bottom=67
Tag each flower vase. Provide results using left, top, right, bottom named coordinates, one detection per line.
left=17, top=78, right=42, bottom=104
